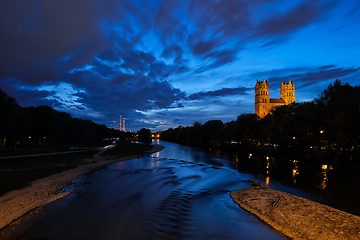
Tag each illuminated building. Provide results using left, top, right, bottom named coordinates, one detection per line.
left=255, top=79, right=295, bottom=118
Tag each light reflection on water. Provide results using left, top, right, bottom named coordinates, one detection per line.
left=320, top=164, right=333, bottom=190
left=204, top=143, right=360, bottom=216
left=265, top=176, right=270, bottom=185
left=1, top=141, right=360, bottom=240
left=321, top=164, right=329, bottom=190
left=151, top=139, right=160, bottom=145
left=292, top=160, right=299, bottom=184
left=265, top=156, right=270, bottom=185
left=1, top=141, right=288, bottom=240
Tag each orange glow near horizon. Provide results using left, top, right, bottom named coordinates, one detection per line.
left=320, top=164, right=333, bottom=190
left=292, top=160, right=299, bottom=184
left=265, top=156, right=270, bottom=185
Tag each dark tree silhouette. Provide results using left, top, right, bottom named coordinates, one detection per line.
left=160, top=80, right=360, bottom=166
left=137, top=128, right=152, bottom=144
left=0, top=88, right=131, bottom=148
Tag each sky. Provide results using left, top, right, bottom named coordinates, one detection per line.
left=1, top=0, right=359, bottom=132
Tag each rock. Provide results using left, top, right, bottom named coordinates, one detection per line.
left=230, top=182, right=360, bottom=240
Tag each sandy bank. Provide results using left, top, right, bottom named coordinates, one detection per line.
left=230, top=181, right=360, bottom=239
left=0, top=145, right=164, bottom=230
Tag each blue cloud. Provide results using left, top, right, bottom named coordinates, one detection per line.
left=188, top=87, right=251, bottom=100
left=0, top=0, right=358, bottom=132
left=256, top=1, right=327, bottom=36
left=268, top=65, right=360, bottom=88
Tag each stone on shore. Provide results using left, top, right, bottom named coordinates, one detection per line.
left=230, top=181, right=360, bottom=240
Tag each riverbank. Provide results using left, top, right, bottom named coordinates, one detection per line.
left=230, top=181, right=360, bottom=239
left=0, top=144, right=164, bottom=230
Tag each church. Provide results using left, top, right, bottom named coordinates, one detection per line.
left=255, top=79, right=295, bottom=118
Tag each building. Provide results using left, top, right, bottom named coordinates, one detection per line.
left=255, top=79, right=295, bottom=118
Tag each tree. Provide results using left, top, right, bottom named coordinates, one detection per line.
left=0, top=88, right=123, bottom=148
left=203, top=120, right=224, bottom=146
left=138, top=128, right=152, bottom=143
left=0, top=88, right=26, bottom=147
left=315, top=80, right=360, bottom=151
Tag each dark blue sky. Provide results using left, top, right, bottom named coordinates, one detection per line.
left=1, top=0, right=359, bottom=132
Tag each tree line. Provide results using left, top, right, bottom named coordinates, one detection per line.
left=0, top=88, right=132, bottom=148
left=160, top=80, right=360, bottom=164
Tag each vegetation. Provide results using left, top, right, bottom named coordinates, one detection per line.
left=137, top=128, right=152, bottom=144
left=0, top=88, right=134, bottom=149
left=0, top=89, right=154, bottom=195
left=161, top=80, right=360, bottom=166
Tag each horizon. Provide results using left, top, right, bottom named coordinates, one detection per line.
left=1, top=78, right=345, bottom=133
left=1, top=0, right=359, bottom=132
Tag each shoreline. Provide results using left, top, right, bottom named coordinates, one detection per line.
left=230, top=181, right=360, bottom=239
left=0, top=144, right=164, bottom=230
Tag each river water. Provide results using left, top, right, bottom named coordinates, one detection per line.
left=1, top=140, right=359, bottom=239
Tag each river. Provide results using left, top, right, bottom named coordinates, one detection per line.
left=1, top=140, right=359, bottom=239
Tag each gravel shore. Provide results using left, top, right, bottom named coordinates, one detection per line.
left=230, top=181, right=360, bottom=240
left=0, top=145, right=164, bottom=230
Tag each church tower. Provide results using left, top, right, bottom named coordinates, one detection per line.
left=255, top=79, right=296, bottom=118
left=280, top=80, right=295, bottom=105
left=255, top=79, right=270, bottom=118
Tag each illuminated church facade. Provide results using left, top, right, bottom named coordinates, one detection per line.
left=255, top=79, right=295, bottom=118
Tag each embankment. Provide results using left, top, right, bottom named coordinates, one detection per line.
left=231, top=181, right=360, bottom=239
left=0, top=145, right=164, bottom=230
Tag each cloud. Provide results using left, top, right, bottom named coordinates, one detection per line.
left=188, top=87, right=251, bottom=100
left=161, top=45, right=186, bottom=65
left=140, top=94, right=253, bottom=131
left=146, top=62, right=172, bottom=79
left=0, top=0, right=335, bottom=87
left=64, top=72, right=187, bottom=119
left=0, top=0, right=156, bottom=85
left=0, top=64, right=59, bottom=85
left=111, top=73, right=140, bottom=85
left=267, top=65, right=360, bottom=88
left=255, top=0, right=334, bottom=37
left=97, top=50, right=121, bottom=62
left=192, top=41, right=216, bottom=55
left=162, top=45, right=183, bottom=58
left=186, top=0, right=334, bottom=73
left=153, top=1, right=189, bottom=46
left=0, top=0, right=117, bottom=68
left=194, top=49, right=239, bottom=73
left=0, top=80, right=51, bottom=107
left=119, top=50, right=156, bottom=73
left=0, top=0, right=352, bottom=132
left=187, top=0, right=251, bottom=38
